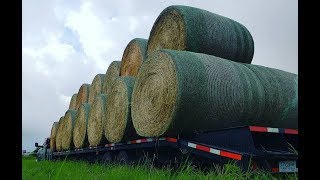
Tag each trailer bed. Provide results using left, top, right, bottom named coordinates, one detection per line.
left=48, top=126, right=298, bottom=173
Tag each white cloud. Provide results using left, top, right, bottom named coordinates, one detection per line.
left=23, top=32, right=76, bottom=63
left=62, top=1, right=158, bottom=72
left=59, top=94, right=71, bottom=107
left=34, top=61, right=49, bottom=76
left=65, top=2, right=114, bottom=70
left=128, top=16, right=139, bottom=34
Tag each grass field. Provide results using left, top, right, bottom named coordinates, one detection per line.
left=22, top=156, right=297, bottom=180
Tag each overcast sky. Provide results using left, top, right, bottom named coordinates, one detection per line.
left=22, top=0, right=297, bottom=152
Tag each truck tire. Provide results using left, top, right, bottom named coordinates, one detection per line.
left=86, top=154, right=96, bottom=164
left=116, top=151, right=129, bottom=164
left=102, top=152, right=113, bottom=165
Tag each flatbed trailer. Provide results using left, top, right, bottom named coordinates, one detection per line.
left=37, top=125, right=298, bottom=173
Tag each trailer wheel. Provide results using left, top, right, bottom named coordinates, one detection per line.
left=179, top=147, right=189, bottom=154
left=86, top=154, right=96, bottom=164
left=116, top=151, right=129, bottom=164
left=102, top=152, right=113, bottom=165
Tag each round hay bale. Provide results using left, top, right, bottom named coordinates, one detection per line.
left=76, top=84, right=90, bottom=110
left=61, top=109, right=77, bottom=150
left=105, top=76, right=137, bottom=143
left=55, top=116, right=64, bottom=151
left=103, top=61, right=121, bottom=95
left=73, top=103, right=90, bottom=148
left=87, top=94, right=107, bottom=146
left=88, top=74, right=106, bottom=105
left=120, top=38, right=148, bottom=77
left=50, top=121, right=59, bottom=151
left=69, top=93, right=78, bottom=110
left=131, top=50, right=298, bottom=137
left=147, top=5, right=254, bottom=63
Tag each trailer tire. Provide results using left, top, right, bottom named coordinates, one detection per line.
left=86, top=154, right=97, bottom=164
left=116, top=151, right=129, bottom=164
left=102, top=152, right=113, bottom=165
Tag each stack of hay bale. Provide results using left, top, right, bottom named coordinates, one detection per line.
left=49, top=5, right=297, bottom=152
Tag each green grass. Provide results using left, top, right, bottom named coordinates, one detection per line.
left=22, top=156, right=297, bottom=180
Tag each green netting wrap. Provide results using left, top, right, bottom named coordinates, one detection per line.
left=87, top=94, right=108, bottom=146
left=69, top=93, right=78, bottom=110
left=55, top=116, right=64, bottom=151
left=50, top=121, right=59, bottom=151
left=120, top=38, right=148, bottom=77
left=103, top=61, right=121, bottom=95
left=147, top=5, right=254, bottom=63
left=105, top=76, right=137, bottom=143
left=76, top=84, right=90, bottom=110
left=61, top=109, right=77, bottom=150
left=279, top=76, right=298, bottom=122
left=131, top=50, right=297, bottom=137
left=88, top=74, right=106, bottom=105
left=73, top=103, right=90, bottom=149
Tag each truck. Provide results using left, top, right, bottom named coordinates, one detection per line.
left=35, top=125, right=298, bottom=173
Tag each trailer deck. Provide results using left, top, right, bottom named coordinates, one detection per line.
left=43, top=125, right=298, bottom=173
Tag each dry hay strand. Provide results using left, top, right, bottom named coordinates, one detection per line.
left=73, top=103, right=90, bottom=149
left=55, top=116, right=64, bottom=151
left=50, top=121, right=59, bottom=151
left=120, top=38, right=147, bottom=77
left=87, top=94, right=107, bottom=146
left=147, top=5, right=254, bottom=63
left=103, top=61, right=121, bottom=95
left=61, top=109, right=77, bottom=150
left=105, top=76, right=136, bottom=143
left=88, top=74, right=106, bottom=105
left=131, top=50, right=298, bottom=137
left=75, top=84, right=90, bottom=110
left=69, top=94, right=78, bottom=110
